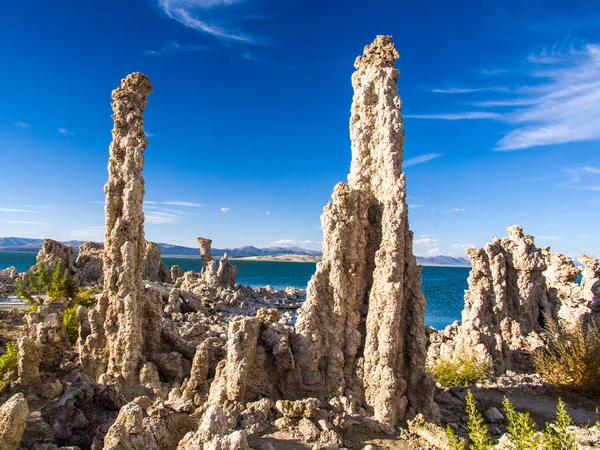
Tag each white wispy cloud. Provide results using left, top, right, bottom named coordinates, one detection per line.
left=561, top=166, right=600, bottom=191
left=427, top=248, right=442, bottom=256
left=413, top=237, right=440, bottom=247
left=431, top=86, right=506, bottom=94
left=412, top=43, right=600, bottom=151
left=404, top=153, right=442, bottom=167
left=143, top=40, right=210, bottom=56
left=266, top=211, right=270, bottom=215
left=481, top=68, right=508, bottom=76
left=272, top=239, right=322, bottom=250
left=0, top=207, right=41, bottom=213
left=450, top=208, right=466, bottom=212
left=57, top=128, right=74, bottom=136
left=220, top=207, right=230, bottom=212
left=405, top=112, right=501, bottom=120
left=163, top=201, right=203, bottom=207
left=69, top=226, right=105, bottom=240
left=25, top=204, right=56, bottom=210
left=496, top=44, right=600, bottom=150
left=408, top=204, right=423, bottom=208
left=451, top=243, right=474, bottom=249
left=14, top=121, right=30, bottom=129
left=145, top=211, right=179, bottom=224
left=156, top=0, right=260, bottom=44
left=0, top=220, right=48, bottom=226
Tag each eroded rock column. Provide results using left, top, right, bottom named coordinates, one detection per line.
left=428, top=226, right=552, bottom=375
left=289, top=36, right=438, bottom=426
left=102, top=72, right=153, bottom=388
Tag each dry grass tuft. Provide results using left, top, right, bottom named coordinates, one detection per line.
left=428, top=351, right=491, bottom=388
left=533, top=317, right=600, bottom=394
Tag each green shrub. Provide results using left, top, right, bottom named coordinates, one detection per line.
left=533, top=317, right=600, bottom=394
left=447, top=425, right=467, bottom=450
left=428, top=352, right=491, bottom=388
left=448, top=392, right=579, bottom=450
left=74, top=288, right=99, bottom=308
left=542, top=398, right=577, bottom=450
left=16, top=259, right=78, bottom=311
left=48, top=263, right=77, bottom=302
left=502, top=396, right=539, bottom=449
left=63, top=305, right=80, bottom=344
left=0, top=341, right=18, bottom=391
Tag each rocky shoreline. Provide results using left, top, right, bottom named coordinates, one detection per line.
left=0, top=36, right=599, bottom=450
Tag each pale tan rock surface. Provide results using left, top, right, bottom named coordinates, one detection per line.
left=197, top=237, right=214, bottom=270
left=543, top=251, right=600, bottom=327
left=143, top=241, right=172, bottom=283
left=218, top=253, right=238, bottom=288
left=76, top=241, right=104, bottom=284
left=428, top=226, right=552, bottom=375
left=288, top=35, right=438, bottom=426
left=0, top=393, right=29, bottom=450
left=101, top=72, right=155, bottom=390
left=35, top=238, right=76, bottom=275
left=16, top=335, right=41, bottom=388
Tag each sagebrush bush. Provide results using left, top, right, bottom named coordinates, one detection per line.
left=533, top=317, right=600, bottom=394
left=542, top=398, right=577, bottom=450
left=447, top=391, right=579, bottom=450
left=63, top=305, right=80, bottom=344
left=428, top=352, right=491, bottom=388
left=16, top=259, right=78, bottom=311
left=502, top=396, right=538, bottom=449
left=0, top=341, right=18, bottom=391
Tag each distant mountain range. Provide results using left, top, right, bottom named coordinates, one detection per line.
left=0, top=237, right=471, bottom=266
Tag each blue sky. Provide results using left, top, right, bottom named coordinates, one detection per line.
left=0, top=0, right=599, bottom=258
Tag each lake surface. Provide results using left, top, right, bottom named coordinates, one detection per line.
left=0, top=252, right=468, bottom=329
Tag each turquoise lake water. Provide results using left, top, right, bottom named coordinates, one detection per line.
left=0, top=252, right=468, bottom=329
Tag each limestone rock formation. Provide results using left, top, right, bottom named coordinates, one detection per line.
left=197, top=237, right=214, bottom=271
left=76, top=241, right=104, bottom=284
left=0, top=266, right=19, bottom=297
left=543, top=251, right=600, bottom=327
left=17, top=335, right=41, bottom=388
left=580, top=254, right=600, bottom=317
left=288, top=35, right=438, bottom=426
left=0, top=393, right=29, bottom=450
left=101, top=72, right=155, bottom=390
left=428, top=225, right=553, bottom=375
left=35, top=238, right=76, bottom=275
left=143, top=241, right=172, bottom=283
left=26, top=301, right=70, bottom=371
left=207, top=309, right=288, bottom=408
left=217, top=253, right=238, bottom=288
left=40, top=373, right=125, bottom=448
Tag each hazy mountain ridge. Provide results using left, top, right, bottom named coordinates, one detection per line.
left=0, top=237, right=471, bottom=266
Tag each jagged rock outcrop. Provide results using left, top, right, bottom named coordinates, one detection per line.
left=0, top=393, right=29, bottom=450
left=35, top=238, right=76, bottom=275
left=17, top=335, right=41, bottom=389
left=76, top=241, right=104, bottom=284
left=26, top=301, right=70, bottom=371
left=0, top=266, right=19, bottom=296
left=208, top=309, right=287, bottom=407
left=427, top=226, right=553, bottom=375
left=543, top=251, right=600, bottom=327
left=217, top=253, right=238, bottom=288
left=285, top=35, right=438, bottom=427
left=170, top=265, right=184, bottom=283
left=143, top=241, right=172, bottom=283
left=176, top=405, right=250, bottom=450
left=40, top=373, right=125, bottom=448
left=100, top=72, right=158, bottom=391
left=197, top=237, right=214, bottom=271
